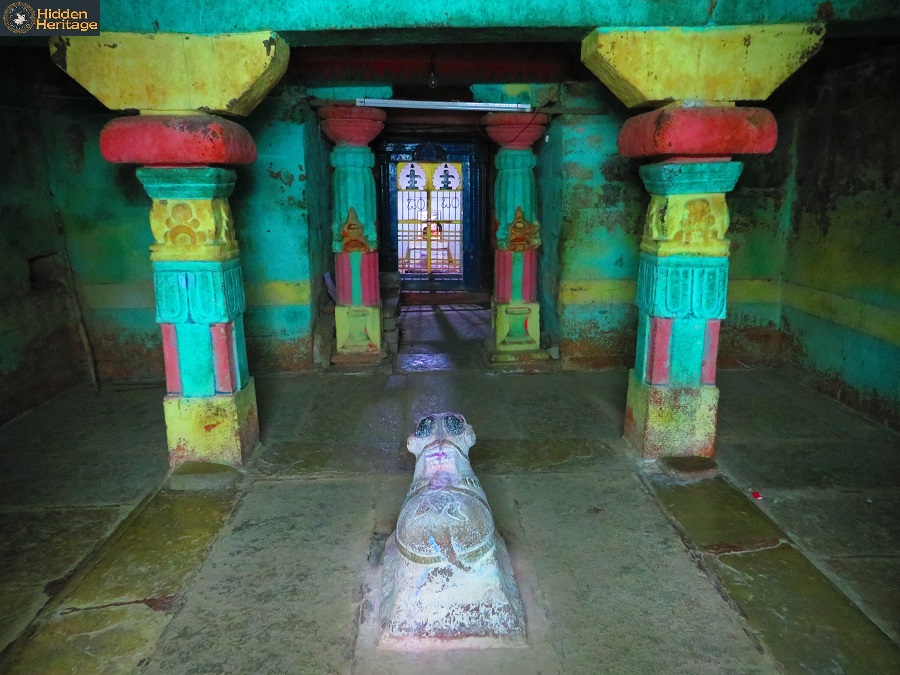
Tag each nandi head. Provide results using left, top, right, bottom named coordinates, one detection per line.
left=407, top=413, right=476, bottom=478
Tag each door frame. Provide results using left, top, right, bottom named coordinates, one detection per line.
left=375, top=136, right=490, bottom=291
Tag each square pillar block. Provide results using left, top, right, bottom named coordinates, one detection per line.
left=164, top=378, right=259, bottom=468
left=624, top=370, right=718, bottom=459
left=335, top=305, right=382, bottom=353
left=492, top=301, right=541, bottom=352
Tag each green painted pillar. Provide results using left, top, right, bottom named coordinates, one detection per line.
left=483, top=113, right=550, bottom=364
left=319, top=105, right=386, bottom=363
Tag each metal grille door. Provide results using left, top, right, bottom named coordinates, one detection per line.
left=396, top=161, right=463, bottom=280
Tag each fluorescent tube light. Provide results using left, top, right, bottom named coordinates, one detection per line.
left=356, top=98, right=532, bottom=112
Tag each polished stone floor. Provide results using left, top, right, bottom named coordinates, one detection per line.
left=0, top=304, right=897, bottom=673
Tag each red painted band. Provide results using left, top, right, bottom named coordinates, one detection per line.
left=335, top=252, right=353, bottom=306
left=211, top=323, right=237, bottom=394
left=481, top=112, right=550, bottom=150
left=494, top=251, right=513, bottom=303
left=100, top=115, right=257, bottom=166
left=618, top=107, right=777, bottom=158
left=318, top=106, right=387, bottom=147
left=646, top=317, right=672, bottom=385
left=702, top=319, right=721, bottom=385
left=521, top=249, right=537, bottom=303
left=160, top=323, right=182, bottom=394
left=360, top=251, right=381, bottom=307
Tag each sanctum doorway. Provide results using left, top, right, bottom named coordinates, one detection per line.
left=376, top=136, right=493, bottom=370
left=376, top=138, right=490, bottom=293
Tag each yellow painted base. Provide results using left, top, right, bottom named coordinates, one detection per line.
left=624, top=370, right=719, bottom=459
left=493, top=301, right=541, bottom=352
left=163, top=378, right=259, bottom=468
left=335, top=305, right=382, bottom=353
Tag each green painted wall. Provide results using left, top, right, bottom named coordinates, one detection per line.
left=782, top=37, right=900, bottom=425
left=235, top=88, right=331, bottom=372
left=0, top=49, right=87, bottom=424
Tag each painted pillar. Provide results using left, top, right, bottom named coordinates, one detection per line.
left=581, top=24, right=824, bottom=457
left=482, top=113, right=550, bottom=362
left=619, top=117, right=776, bottom=458
left=99, top=117, right=260, bottom=467
left=49, top=32, right=289, bottom=467
left=318, top=105, right=386, bottom=362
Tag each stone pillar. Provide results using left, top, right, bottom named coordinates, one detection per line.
left=619, top=108, right=779, bottom=457
left=482, top=113, right=549, bottom=363
left=581, top=24, right=824, bottom=457
left=318, top=105, right=386, bottom=363
left=50, top=32, right=289, bottom=467
left=101, top=117, right=260, bottom=468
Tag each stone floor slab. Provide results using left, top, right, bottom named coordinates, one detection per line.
left=755, top=488, right=900, bottom=558
left=252, top=440, right=410, bottom=477
left=717, top=437, right=900, bottom=490
left=706, top=544, right=900, bottom=674
left=823, top=556, right=900, bottom=643
left=0, top=507, right=125, bottom=585
left=646, top=475, right=785, bottom=553
left=64, top=489, right=237, bottom=609
left=0, top=587, right=47, bottom=653
left=5, top=604, right=171, bottom=675
left=141, top=477, right=404, bottom=675
left=717, top=370, right=889, bottom=443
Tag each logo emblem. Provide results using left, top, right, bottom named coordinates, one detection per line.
left=3, top=2, right=34, bottom=33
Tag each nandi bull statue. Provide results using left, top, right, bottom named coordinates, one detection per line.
left=379, top=413, right=526, bottom=650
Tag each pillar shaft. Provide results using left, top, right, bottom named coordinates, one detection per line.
left=100, top=115, right=261, bottom=468
left=134, top=160, right=258, bottom=468
left=483, top=113, right=549, bottom=361
left=319, top=106, right=386, bottom=361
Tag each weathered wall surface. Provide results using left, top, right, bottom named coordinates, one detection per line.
left=0, top=50, right=87, bottom=424
left=40, top=77, right=331, bottom=380
left=782, top=38, right=900, bottom=426
left=551, top=83, right=644, bottom=368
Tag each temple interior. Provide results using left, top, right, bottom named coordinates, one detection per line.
left=0, top=3, right=898, bottom=672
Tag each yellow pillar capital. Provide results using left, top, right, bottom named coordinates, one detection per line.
left=50, top=31, right=289, bottom=115
left=581, top=24, right=825, bottom=107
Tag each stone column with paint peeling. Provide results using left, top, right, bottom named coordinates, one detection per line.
left=49, top=31, right=289, bottom=467
left=482, top=112, right=550, bottom=363
left=318, top=105, right=386, bottom=363
left=581, top=24, right=824, bottom=457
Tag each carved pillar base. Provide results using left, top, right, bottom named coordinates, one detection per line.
left=334, top=306, right=383, bottom=357
left=491, top=301, right=543, bottom=353
left=625, top=371, right=718, bottom=459
left=164, top=378, right=259, bottom=468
